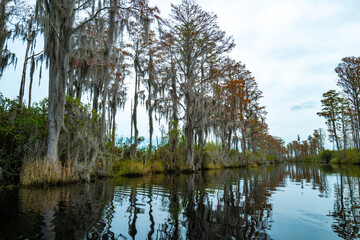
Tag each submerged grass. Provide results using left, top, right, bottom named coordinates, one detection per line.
left=21, top=159, right=78, bottom=186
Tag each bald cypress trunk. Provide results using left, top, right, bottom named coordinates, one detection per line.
left=131, top=66, right=139, bottom=160
left=169, top=61, right=178, bottom=170
left=0, top=0, right=9, bottom=76
left=44, top=0, right=76, bottom=162
left=19, top=20, right=33, bottom=104
left=147, top=69, right=154, bottom=151
left=241, top=126, right=247, bottom=160
left=332, top=120, right=341, bottom=162
left=148, top=102, right=153, bottom=151
left=0, top=0, right=6, bottom=61
left=185, top=90, right=195, bottom=170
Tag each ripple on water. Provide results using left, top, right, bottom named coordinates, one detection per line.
left=0, top=164, right=359, bottom=239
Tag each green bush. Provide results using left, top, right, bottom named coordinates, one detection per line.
left=342, top=148, right=360, bottom=164
left=326, top=148, right=360, bottom=164
left=0, top=94, right=105, bottom=184
left=202, top=143, right=225, bottom=168
left=246, top=151, right=265, bottom=164
left=318, top=150, right=333, bottom=163
left=0, top=94, right=48, bottom=182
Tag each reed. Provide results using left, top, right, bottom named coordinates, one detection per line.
left=21, top=158, right=78, bottom=186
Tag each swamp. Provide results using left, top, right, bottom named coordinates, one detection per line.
left=1, top=0, right=360, bottom=239
left=1, top=163, right=359, bottom=239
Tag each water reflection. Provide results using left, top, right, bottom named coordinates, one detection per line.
left=330, top=167, right=360, bottom=239
left=0, top=164, right=359, bottom=239
left=181, top=171, right=272, bottom=240
left=0, top=181, right=115, bottom=240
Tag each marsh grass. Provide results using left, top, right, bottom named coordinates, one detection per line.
left=21, top=159, right=78, bottom=186
left=205, top=162, right=222, bottom=170
left=248, top=163, right=259, bottom=168
left=112, top=159, right=164, bottom=177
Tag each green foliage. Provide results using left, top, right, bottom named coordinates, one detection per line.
left=246, top=151, right=266, bottom=165
left=59, top=95, right=104, bottom=177
left=201, top=143, right=245, bottom=168
left=330, top=158, right=340, bottom=164
left=111, top=159, right=164, bottom=177
left=304, top=148, right=360, bottom=165
left=265, top=154, right=276, bottom=163
left=202, top=142, right=224, bottom=168
left=318, top=150, right=333, bottom=163
left=110, top=136, right=147, bottom=160
left=341, top=148, right=360, bottom=164
left=168, top=120, right=182, bottom=140
left=0, top=94, right=106, bottom=184
left=248, top=163, right=258, bottom=168
left=0, top=93, right=48, bottom=182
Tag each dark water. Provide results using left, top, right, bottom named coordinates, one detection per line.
left=0, top=164, right=359, bottom=240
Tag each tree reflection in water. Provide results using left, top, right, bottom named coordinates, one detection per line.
left=330, top=167, right=360, bottom=239
left=179, top=170, right=273, bottom=240
left=0, top=181, right=115, bottom=239
left=0, top=164, right=360, bottom=239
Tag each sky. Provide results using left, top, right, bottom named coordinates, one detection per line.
left=151, top=0, right=360, bottom=145
left=1, top=0, right=360, bottom=146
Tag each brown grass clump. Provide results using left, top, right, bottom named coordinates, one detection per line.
left=21, top=159, right=78, bottom=186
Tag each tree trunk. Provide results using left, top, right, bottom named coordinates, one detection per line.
left=221, top=124, right=226, bottom=149
left=100, top=90, right=107, bottom=145
left=341, top=112, right=347, bottom=159
left=332, top=120, right=341, bottom=162
left=227, top=129, right=232, bottom=151
left=185, top=117, right=195, bottom=170
left=47, top=61, right=66, bottom=162
left=147, top=81, right=153, bottom=151
left=92, top=85, right=100, bottom=113
left=75, top=78, right=82, bottom=100
left=354, top=99, right=360, bottom=150
left=46, top=1, right=75, bottom=162
left=197, top=128, right=204, bottom=169
left=0, top=0, right=8, bottom=77
left=169, top=61, right=178, bottom=170
left=131, top=73, right=139, bottom=159
left=27, top=63, right=34, bottom=108
left=19, top=22, right=32, bottom=104
left=148, top=104, right=153, bottom=151
left=240, top=125, right=247, bottom=162
left=111, top=103, right=116, bottom=150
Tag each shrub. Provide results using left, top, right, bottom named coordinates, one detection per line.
left=330, top=158, right=339, bottom=164
left=246, top=151, right=264, bottom=164
left=342, top=148, right=360, bottom=164
left=202, top=143, right=224, bottom=166
left=318, top=150, right=333, bottom=163
left=0, top=94, right=48, bottom=182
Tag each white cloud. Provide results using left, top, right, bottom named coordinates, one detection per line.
left=190, top=0, right=360, bottom=143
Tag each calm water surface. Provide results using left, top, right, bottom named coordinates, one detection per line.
left=0, top=163, right=359, bottom=239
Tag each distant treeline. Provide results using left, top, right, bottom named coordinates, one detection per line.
left=288, top=57, right=360, bottom=165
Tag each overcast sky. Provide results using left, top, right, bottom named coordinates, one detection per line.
left=151, top=0, right=360, bottom=145
left=1, top=0, right=360, bottom=146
